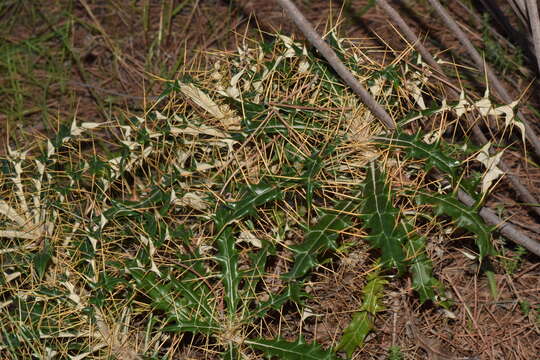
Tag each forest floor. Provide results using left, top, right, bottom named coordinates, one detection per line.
left=1, top=1, right=539, bottom=359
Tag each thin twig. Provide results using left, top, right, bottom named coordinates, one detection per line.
left=376, top=0, right=540, bottom=218
left=427, top=0, right=540, bottom=160
left=275, top=0, right=540, bottom=257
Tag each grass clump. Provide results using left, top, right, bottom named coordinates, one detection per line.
left=0, top=30, right=518, bottom=359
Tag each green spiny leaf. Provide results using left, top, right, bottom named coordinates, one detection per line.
left=213, top=182, right=282, bottom=316
left=243, top=244, right=273, bottom=299
left=215, top=182, right=282, bottom=231
left=388, top=346, right=404, bottom=360
left=161, top=320, right=221, bottom=334
left=33, top=240, right=52, bottom=280
left=416, top=191, right=495, bottom=258
left=253, top=282, right=304, bottom=318
left=216, top=227, right=240, bottom=316
left=284, top=185, right=362, bottom=280
left=361, top=163, right=406, bottom=271
left=403, top=224, right=446, bottom=305
left=301, top=152, right=324, bottom=211
left=337, top=311, right=372, bottom=357
left=359, top=270, right=387, bottom=314
left=357, top=0, right=377, bottom=17
left=222, top=344, right=239, bottom=360
left=337, top=270, right=387, bottom=357
left=283, top=209, right=349, bottom=280
left=375, top=131, right=461, bottom=180
left=126, top=263, right=217, bottom=332
left=247, top=337, right=338, bottom=360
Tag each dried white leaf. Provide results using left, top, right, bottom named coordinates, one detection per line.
left=170, top=124, right=229, bottom=138
left=4, top=271, right=21, bottom=282
left=237, top=231, right=262, bottom=248
left=178, top=82, right=240, bottom=129
left=298, top=60, right=310, bottom=74
left=195, top=162, right=215, bottom=172
left=70, top=119, right=83, bottom=136
left=454, top=91, right=470, bottom=118
left=81, top=122, right=101, bottom=129
left=440, top=308, right=457, bottom=320
left=476, top=142, right=505, bottom=194
left=458, top=249, right=477, bottom=260
left=99, top=215, right=108, bottom=230
left=423, top=130, right=442, bottom=145
left=120, top=141, right=139, bottom=150
left=404, top=79, right=426, bottom=110
left=140, top=235, right=161, bottom=276
left=88, top=236, right=98, bottom=251
left=199, top=245, right=215, bottom=255
left=300, top=308, right=321, bottom=322
left=225, top=86, right=240, bottom=99
left=47, top=140, right=55, bottom=158
left=369, top=77, right=385, bottom=96
left=0, top=200, right=27, bottom=226
left=62, top=281, right=84, bottom=309
left=7, top=146, right=28, bottom=160
left=142, top=146, right=153, bottom=158
left=172, top=192, right=208, bottom=211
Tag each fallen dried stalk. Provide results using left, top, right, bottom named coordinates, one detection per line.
left=275, top=0, right=540, bottom=257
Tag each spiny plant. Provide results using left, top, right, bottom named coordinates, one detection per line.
left=0, top=30, right=519, bottom=359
